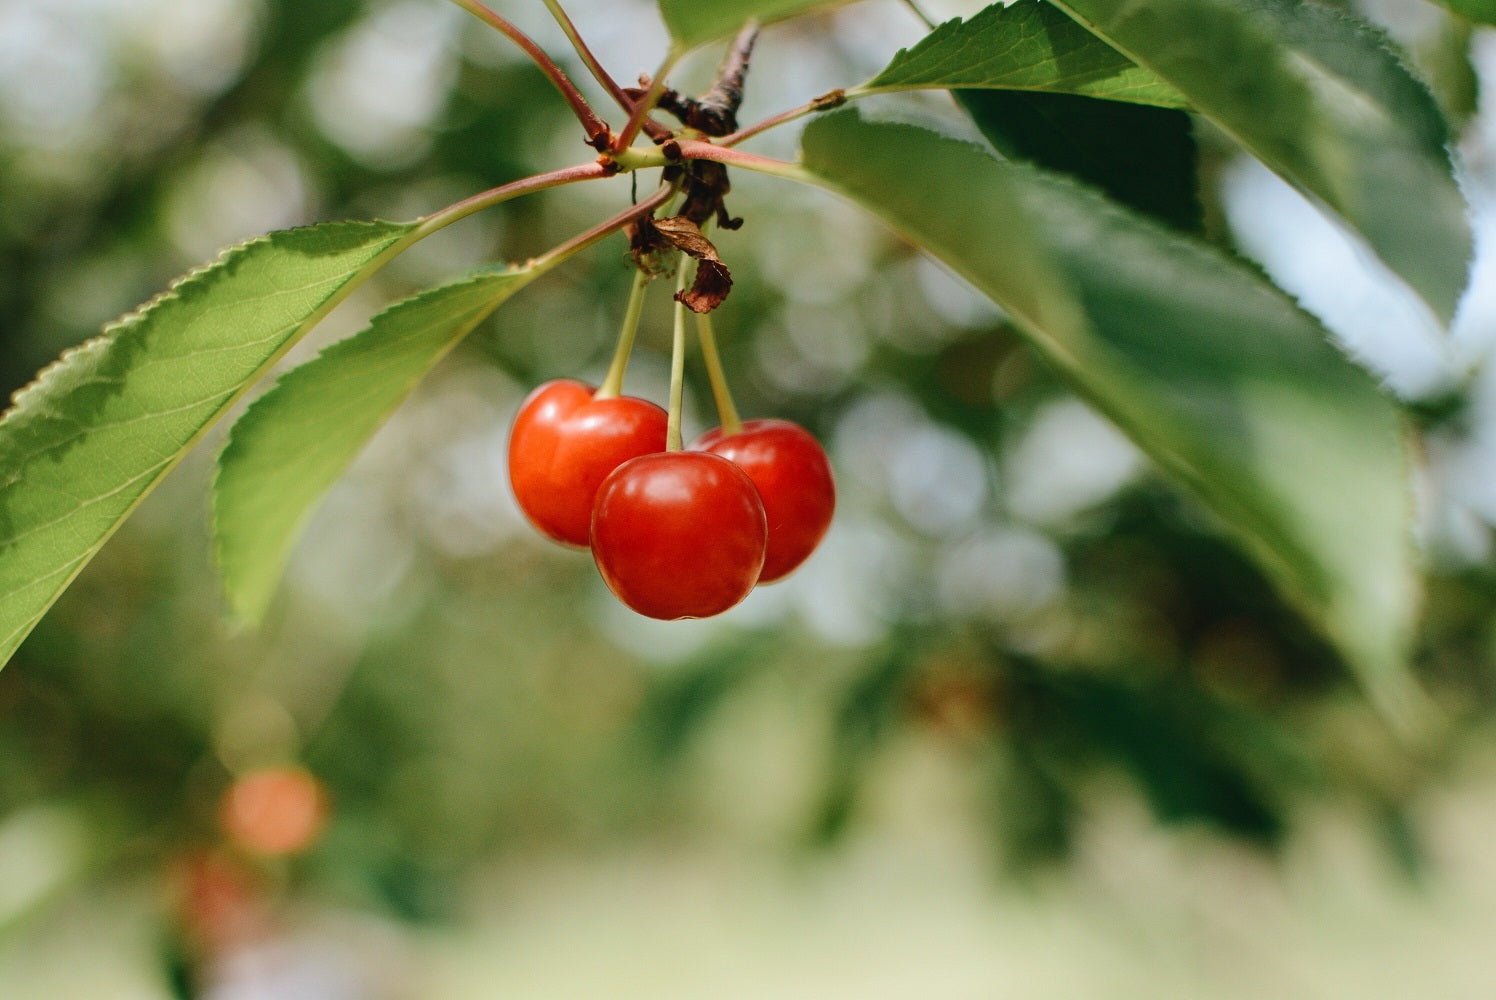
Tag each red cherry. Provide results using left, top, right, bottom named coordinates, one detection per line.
left=591, top=452, right=767, bottom=619
left=693, top=419, right=835, bottom=583
left=508, top=379, right=668, bottom=547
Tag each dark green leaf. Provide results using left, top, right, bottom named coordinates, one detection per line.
left=799, top=111, right=1420, bottom=717
left=0, top=221, right=414, bottom=667
left=958, top=89, right=1201, bottom=231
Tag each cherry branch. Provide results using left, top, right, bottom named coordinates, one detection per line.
left=650, top=24, right=760, bottom=140
left=447, top=0, right=613, bottom=149
left=696, top=22, right=758, bottom=135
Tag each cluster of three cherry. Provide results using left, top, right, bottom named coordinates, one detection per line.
left=508, top=378, right=835, bottom=619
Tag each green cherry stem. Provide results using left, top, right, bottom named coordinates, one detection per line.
left=688, top=218, right=742, bottom=435
left=695, top=309, right=742, bottom=436
left=666, top=254, right=691, bottom=452
left=595, top=266, right=652, bottom=400
left=613, top=48, right=681, bottom=152
left=900, top=0, right=938, bottom=29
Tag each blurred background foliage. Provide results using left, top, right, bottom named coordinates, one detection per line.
left=4, top=0, right=1496, bottom=996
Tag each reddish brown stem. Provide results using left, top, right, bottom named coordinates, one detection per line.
left=415, top=159, right=613, bottom=234
left=673, top=139, right=801, bottom=177
left=533, top=182, right=676, bottom=267
left=450, top=0, right=613, bottom=150
left=721, top=89, right=847, bottom=147
left=540, top=0, right=634, bottom=114
left=613, top=51, right=679, bottom=152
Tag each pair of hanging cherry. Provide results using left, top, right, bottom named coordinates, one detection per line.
left=507, top=294, right=834, bottom=620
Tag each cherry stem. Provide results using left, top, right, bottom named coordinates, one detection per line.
left=721, top=89, right=848, bottom=147
left=595, top=267, right=651, bottom=400
left=666, top=255, right=690, bottom=452
left=695, top=310, right=742, bottom=436
left=409, top=173, right=669, bottom=319
left=689, top=217, right=743, bottom=435
left=613, top=49, right=680, bottom=152
left=672, top=139, right=808, bottom=181
left=901, top=0, right=938, bottom=29
left=412, top=159, right=609, bottom=237
left=539, top=0, right=634, bottom=114
left=531, top=182, right=674, bottom=270
left=447, top=0, right=612, bottom=149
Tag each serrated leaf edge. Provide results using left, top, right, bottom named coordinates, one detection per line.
left=211, top=265, right=539, bottom=623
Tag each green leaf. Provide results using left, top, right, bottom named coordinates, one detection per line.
left=214, top=267, right=541, bottom=623
left=957, top=90, right=1201, bottom=231
left=1430, top=0, right=1496, bottom=26
left=800, top=111, right=1419, bottom=718
left=864, top=0, right=1186, bottom=109
left=657, top=0, right=853, bottom=49
left=0, top=221, right=414, bottom=667
left=1048, top=0, right=1471, bottom=324
left=1417, top=15, right=1479, bottom=128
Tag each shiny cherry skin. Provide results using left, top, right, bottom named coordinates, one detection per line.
left=692, top=419, right=835, bottom=583
left=591, top=451, right=767, bottom=620
left=508, top=379, right=668, bottom=547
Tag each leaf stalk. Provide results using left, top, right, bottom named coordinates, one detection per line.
left=447, top=0, right=613, bottom=148
left=613, top=49, right=681, bottom=152
left=539, top=0, right=634, bottom=113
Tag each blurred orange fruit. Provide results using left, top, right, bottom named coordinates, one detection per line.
left=218, top=765, right=328, bottom=856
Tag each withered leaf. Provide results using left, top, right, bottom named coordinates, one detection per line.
left=678, top=259, right=732, bottom=313
left=652, top=215, right=734, bottom=313
left=652, top=216, right=718, bottom=258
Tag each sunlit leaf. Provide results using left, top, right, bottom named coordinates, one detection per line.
left=800, top=111, right=1419, bottom=717
left=657, top=0, right=854, bottom=49
left=870, top=0, right=1200, bottom=230
left=1049, top=0, right=1471, bottom=324
left=214, top=267, right=540, bottom=623
left=1417, top=16, right=1479, bottom=127
left=1429, top=0, right=1496, bottom=25
left=864, top=0, right=1185, bottom=108
left=0, top=221, right=414, bottom=667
